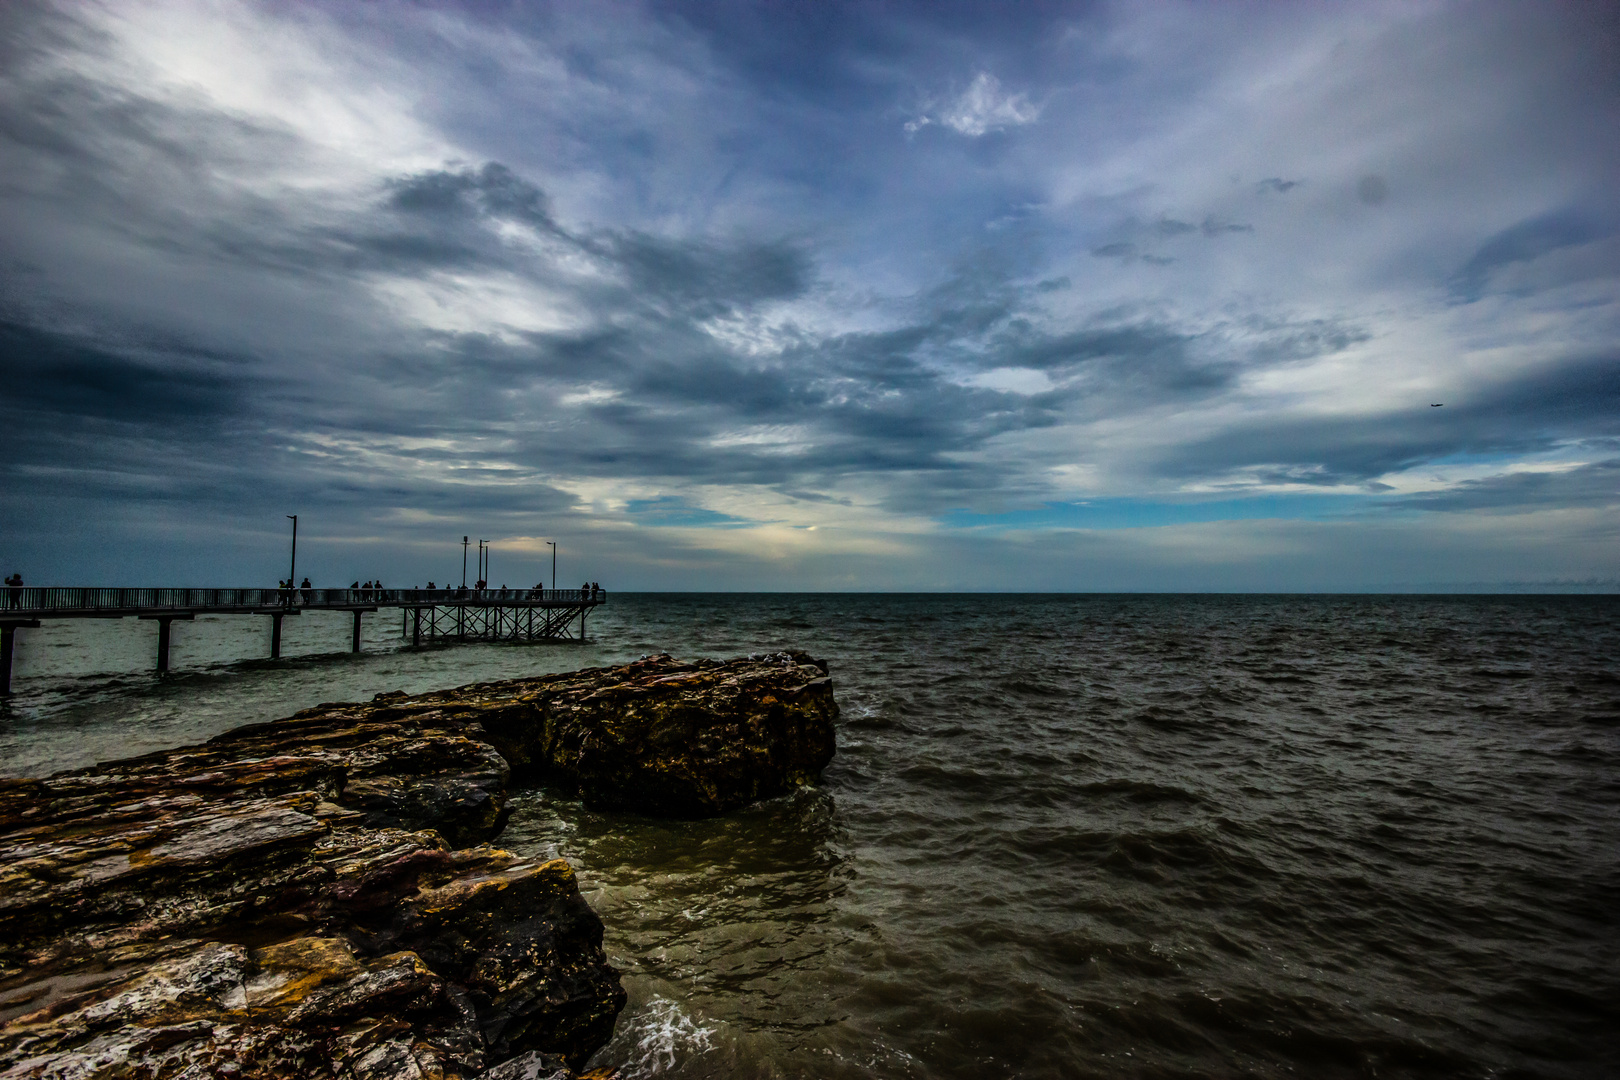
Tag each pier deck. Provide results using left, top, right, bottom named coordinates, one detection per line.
left=0, top=587, right=606, bottom=693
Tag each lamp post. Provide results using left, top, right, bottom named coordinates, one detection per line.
left=462, top=536, right=469, bottom=589
left=286, top=515, right=297, bottom=593
left=546, top=541, right=556, bottom=592
left=480, top=540, right=489, bottom=587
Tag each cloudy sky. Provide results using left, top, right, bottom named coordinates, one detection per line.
left=1, top=0, right=1617, bottom=590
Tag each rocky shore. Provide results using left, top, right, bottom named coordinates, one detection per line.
left=0, top=652, right=838, bottom=1079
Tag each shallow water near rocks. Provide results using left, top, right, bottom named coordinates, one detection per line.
left=4, top=594, right=1619, bottom=1077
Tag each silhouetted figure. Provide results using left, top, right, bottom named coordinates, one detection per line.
left=300, top=577, right=313, bottom=604
left=4, top=573, right=21, bottom=609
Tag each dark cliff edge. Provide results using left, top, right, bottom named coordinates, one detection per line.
left=0, top=651, right=838, bottom=1079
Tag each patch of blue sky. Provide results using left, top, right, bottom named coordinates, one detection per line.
left=624, top=497, right=754, bottom=529
left=941, top=493, right=1373, bottom=532
left=1421, top=445, right=1585, bottom=468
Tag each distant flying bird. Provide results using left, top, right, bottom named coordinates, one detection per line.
left=1430, top=403, right=1443, bottom=407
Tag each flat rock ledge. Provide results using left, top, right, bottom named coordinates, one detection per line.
left=0, top=652, right=838, bottom=1079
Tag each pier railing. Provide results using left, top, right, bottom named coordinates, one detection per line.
left=1, top=587, right=606, bottom=616
left=0, top=587, right=606, bottom=691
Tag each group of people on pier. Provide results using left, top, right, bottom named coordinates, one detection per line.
left=263, top=580, right=604, bottom=603
left=277, top=577, right=313, bottom=604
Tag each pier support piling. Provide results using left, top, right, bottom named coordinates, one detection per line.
left=271, top=612, right=284, bottom=659
left=1, top=620, right=41, bottom=696
left=140, top=613, right=193, bottom=674
left=412, top=607, right=422, bottom=647
left=352, top=609, right=362, bottom=653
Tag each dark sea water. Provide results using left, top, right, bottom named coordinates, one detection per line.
left=3, top=594, right=1618, bottom=1078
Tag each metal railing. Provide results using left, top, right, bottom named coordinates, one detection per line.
left=0, top=586, right=607, bottom=616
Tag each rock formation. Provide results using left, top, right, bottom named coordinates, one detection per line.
left=0, top=652, right=837, bottom=1079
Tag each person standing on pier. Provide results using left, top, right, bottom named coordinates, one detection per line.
left=300, top=577, right=313, bottom=604
left=4, top=573, right=20, bottom=609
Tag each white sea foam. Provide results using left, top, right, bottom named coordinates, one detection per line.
left=619, top=995, right=715, bottom=1077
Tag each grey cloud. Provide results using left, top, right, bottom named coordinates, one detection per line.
left=1356, top=175, right=1388, bottom=205
left=602, top=232, right=811, bottom=313
left=1394, top=459, right=1620, bottom=513
left=1158, top=352, right=1620, bottom=486
left=388, top=163, right=558, bottom=232
left=1091, top=217, right=1249, bottom=263
left=1237, top=318, right=1372, bottom=364
left=1448, top=207, right=1612, bottom=301
left=778, top=489, right=852, bottom=505
left=0, top=321, right=248, bottom=424
left=1256, top=178, right=1299, bottom=194
left=1092, top=241, right=1156, bottom=263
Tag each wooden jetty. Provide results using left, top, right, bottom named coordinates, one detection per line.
left=0, top=586, right=606, bottom=694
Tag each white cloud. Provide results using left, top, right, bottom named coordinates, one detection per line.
left=907, top=73, right=1040, bottom=137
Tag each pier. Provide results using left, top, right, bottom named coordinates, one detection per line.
left=0, top=586, right=606, bottom=694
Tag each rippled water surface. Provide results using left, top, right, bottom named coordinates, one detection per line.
left=4, top=594, right=1618, bottom=1077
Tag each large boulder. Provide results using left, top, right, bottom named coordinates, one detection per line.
left=405, top=651, right=841, bottom=817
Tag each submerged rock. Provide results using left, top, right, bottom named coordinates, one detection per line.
left=0, top=652, right=837, bottom=1078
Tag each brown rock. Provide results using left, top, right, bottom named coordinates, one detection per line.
left=409, top=651, right=840, bottom=816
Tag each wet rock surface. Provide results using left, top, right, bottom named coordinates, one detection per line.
left=416, top=650, right=840, bottom=817
left=0, top=652, right=837, bottom=1078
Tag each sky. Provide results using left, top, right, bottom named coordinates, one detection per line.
left=1, top=0, right=1617, bottom=591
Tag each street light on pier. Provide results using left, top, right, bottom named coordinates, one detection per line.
left=462, top=536, right=469, bottom=589
left=287, top=515, right=297, bottom=589
left=546, top=541, right=556, bottom=592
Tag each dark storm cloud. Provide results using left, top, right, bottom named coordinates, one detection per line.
left=0, top=321, right=248, bottom=424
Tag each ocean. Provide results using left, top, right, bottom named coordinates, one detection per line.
left=2, top=594, right=1617, bottom=1078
